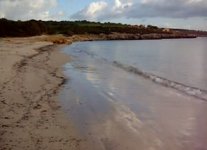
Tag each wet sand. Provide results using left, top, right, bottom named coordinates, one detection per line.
left=0, top=36, right=93, bottom=150
left=60, top=42, right=207, bottom=150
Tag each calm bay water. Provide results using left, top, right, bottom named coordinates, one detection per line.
left=60, top=38, right=207, bottom=150
left=66, top=37, right=207, bottom=91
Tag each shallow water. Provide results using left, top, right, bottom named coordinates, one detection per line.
left=60, top=38, right=207, bottom=150
left=67, top=38, right=207, bottom=90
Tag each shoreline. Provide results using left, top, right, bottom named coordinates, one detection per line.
left=43, top=33, right=197, bottom=44
left=0, top=34, right=201, bottom=149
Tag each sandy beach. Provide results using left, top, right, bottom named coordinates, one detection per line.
left=0, top=36, right=94, bottom=150
left=0, top=34, right=139, bottom=150
left=1, top=35, right=207, bottom=150
left=1, top=1, right=207, bottom=149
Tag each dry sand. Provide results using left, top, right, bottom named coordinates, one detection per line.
left=0, top=36, right=93, bottom=150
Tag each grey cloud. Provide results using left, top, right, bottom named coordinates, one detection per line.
left=127, top=0, right=207, bottom=18
left=71, top=0, right=207, bottom=21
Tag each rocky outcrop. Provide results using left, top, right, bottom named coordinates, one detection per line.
left=101, top=33, right=197, bottom=41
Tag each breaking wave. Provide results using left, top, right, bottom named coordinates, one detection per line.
left=113, top=61, right=207, bottom=101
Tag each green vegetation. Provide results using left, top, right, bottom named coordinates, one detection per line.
left=0, top=18, right=167, bottom=37
left=1, top=18, right=206, bottom=37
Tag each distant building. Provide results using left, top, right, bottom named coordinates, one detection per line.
left=163, top=28, right=171, bottom=32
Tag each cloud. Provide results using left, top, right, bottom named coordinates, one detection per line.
left=71, top=1, right=108, bottom=21
left=128, top=0, right=207, bottom=18
left=71, top=0, right=207, bottom=21
left=0, top=0, right=59, bottom=20
left=71, top=0, right=133, bottom=21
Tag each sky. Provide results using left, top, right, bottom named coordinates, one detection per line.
left=0, top=0, right=207, bottom=30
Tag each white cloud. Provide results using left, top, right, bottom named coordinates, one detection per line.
left=113, top=0, right=133, bottom=14
left=87, top=1, right=107, bottom=15
left=0, top=0, right=58, bottom=20
left=71, top=1, right=108, bottom=21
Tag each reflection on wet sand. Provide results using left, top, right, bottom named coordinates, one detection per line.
left=60, top=39, right=207, bottom=150
left=59, top=57, right=207, bottom=150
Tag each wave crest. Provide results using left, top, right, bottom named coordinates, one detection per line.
left=113, top=61, right=207, bottom=101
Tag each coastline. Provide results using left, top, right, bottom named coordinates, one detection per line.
left=0, top=34, right=199, bottom=149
